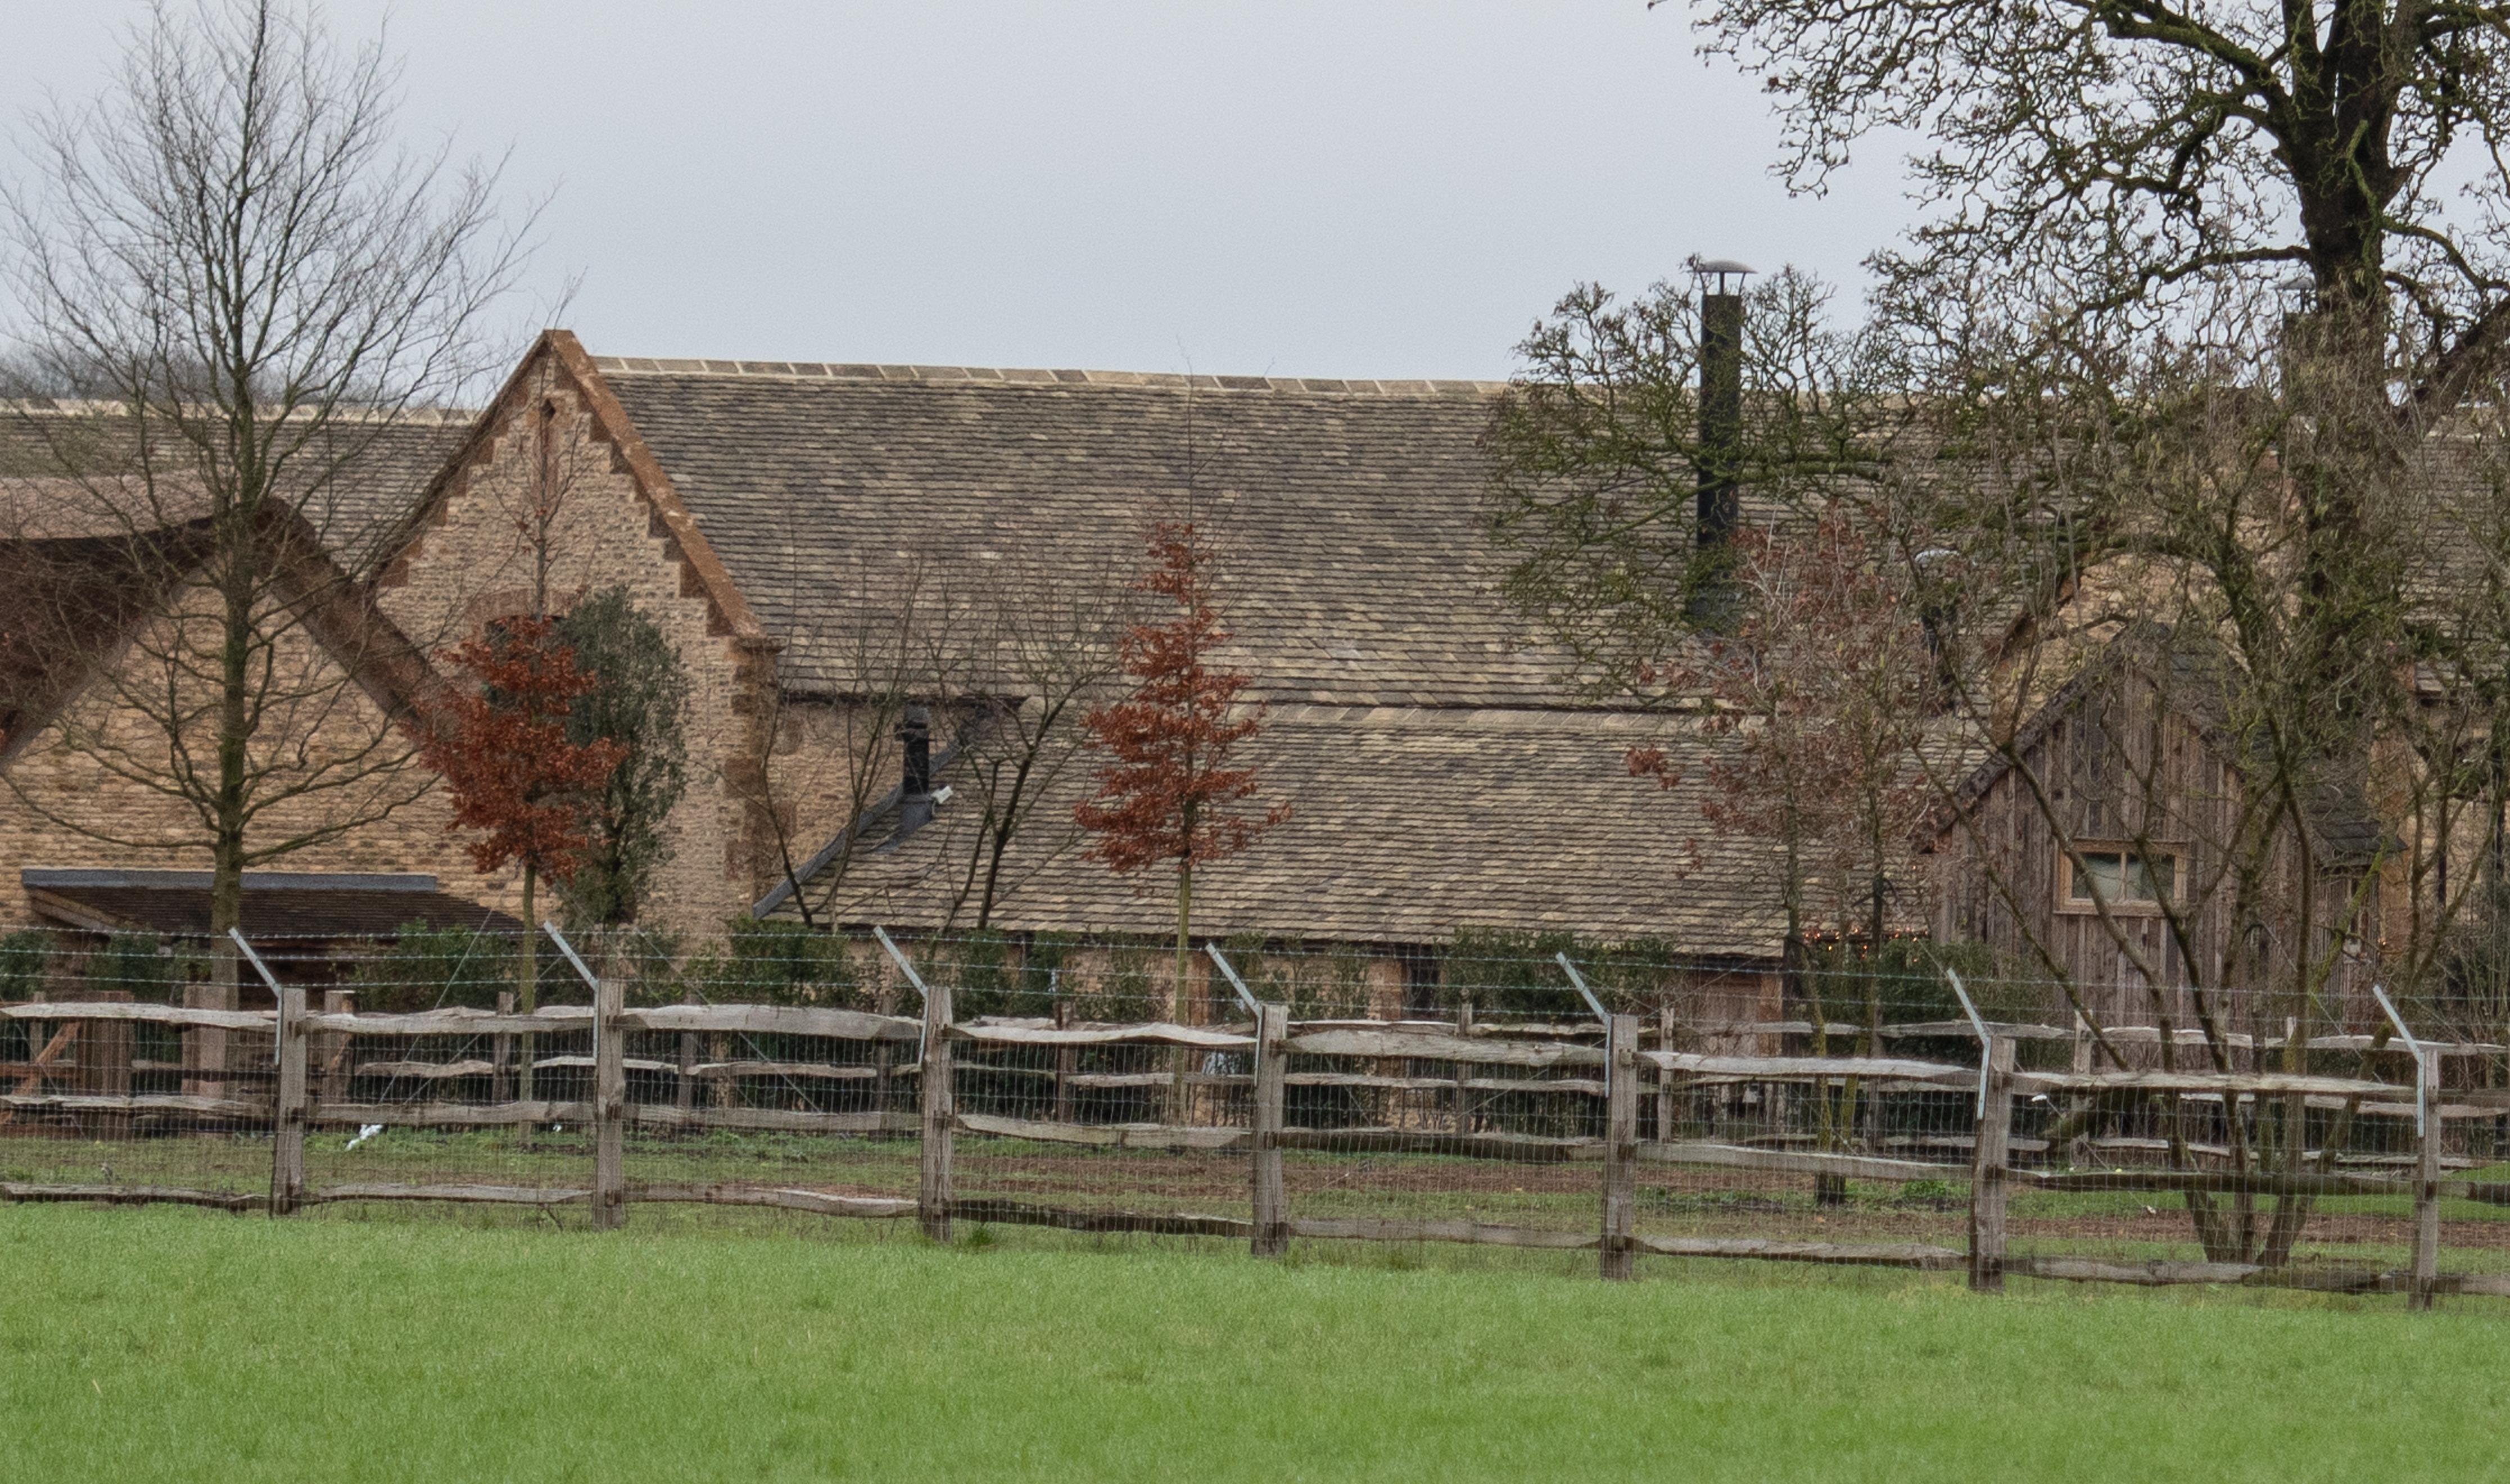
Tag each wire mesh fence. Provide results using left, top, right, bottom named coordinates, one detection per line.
left=3, top=920, right=2506, bottom=1304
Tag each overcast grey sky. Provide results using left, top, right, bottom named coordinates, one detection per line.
left=3, top=1, right=1912, bottom=381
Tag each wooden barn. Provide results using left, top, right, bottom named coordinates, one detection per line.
left=1923, top=628, right=2386, bottom=1035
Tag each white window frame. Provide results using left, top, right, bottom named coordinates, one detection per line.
left=2057, top=844, right=2178, bottom=916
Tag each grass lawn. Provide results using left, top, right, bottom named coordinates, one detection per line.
left=1, top=1204, right=2504, bottom=1481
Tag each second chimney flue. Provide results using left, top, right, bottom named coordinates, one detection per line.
left=1695, top=259, right=1751, bottom=555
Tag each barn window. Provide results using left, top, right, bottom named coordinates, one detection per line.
left=2061, top=846, right=2176, bottom=911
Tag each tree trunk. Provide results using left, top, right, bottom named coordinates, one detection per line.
left=1797, top=933, right=1846, bottom=1206
left=1168, top=866, right=1193, bottom=1125
left=206, top=574, right=254, bottom=1071
left=515, top=863, right=537, bottom=1148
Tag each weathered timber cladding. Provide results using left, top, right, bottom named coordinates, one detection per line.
left=1929, top=661, right=2377, bottom=1031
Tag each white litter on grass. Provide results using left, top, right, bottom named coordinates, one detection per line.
left=344, top=1124, right=384, bottom=1151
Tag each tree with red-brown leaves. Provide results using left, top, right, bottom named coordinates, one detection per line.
left=420, top=615, right=623, bottom=1110
left=1077, top=521, right=1288, bottom=1044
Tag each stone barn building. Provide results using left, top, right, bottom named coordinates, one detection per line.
left=4, top=332, right=1801, bottom=1016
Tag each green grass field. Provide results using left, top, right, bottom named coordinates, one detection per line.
left=2, top=1204, right=2504, bottom=1481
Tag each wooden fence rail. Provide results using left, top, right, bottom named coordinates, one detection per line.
left=5, top=966, right=2499, bottom=1307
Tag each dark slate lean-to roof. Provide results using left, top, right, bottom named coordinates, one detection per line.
left=21, top=868, right=524, bottom=939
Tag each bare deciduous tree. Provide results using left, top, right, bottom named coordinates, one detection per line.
left=0, top=0, right=529, bottom=973
left=938, top=548, right=1130, bottom=932
left=747, top=550, right=971, bottom=926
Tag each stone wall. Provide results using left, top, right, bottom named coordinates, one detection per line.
left=376, top=355, right=773, bottom=938
left=0, top=583, right=516, bottom=923
left=754, top=695, right=913, bottom=915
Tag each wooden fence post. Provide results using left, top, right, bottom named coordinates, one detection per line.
left=593, top=965, right=626, bottom=1231
left=2411, top=1047, right=2441, bottom=1311
left=1968, top=1037, right=2015, bottom=1293
left=77, top=987, right=134, bottom=1142
left=1656, top=1005, right=1677, bottom=1142
left=180, top=981, right=223, bottom=1101
left=318, top=990, right=354, bottom=1109
left=674, top=987, right=699, bottom=1116
left=919, top=975, right=954, bottom=1243
left=710, top=1029, right=735, bottom=1109
left=1601, top=1013, right=1640, bottom=1281
left=492, top=990, right=515, bottom=1106
left=271, top=980, right=307, bottom=1216
left=1251, top=1002, right=1288, bottom=1257
left=1052, top=992, right=1075, bottom=1124
left=22, top=989, right=44, bottom=1092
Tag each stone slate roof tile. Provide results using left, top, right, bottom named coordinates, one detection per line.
left=767, top=703, right=1798, bottom=956
left=588, top=357, right=1846, bottom=954
left=0, top=404, right=469, bottom=570
left=595, top=360, right=1594, bottom=709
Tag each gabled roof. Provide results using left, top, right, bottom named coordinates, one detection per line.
left=0, top=400, right=470, bottom=759
left=586, top=355, right=1595, bottom=708
left=0, top=501, right=454, bottom=766
left=0, top=400, right=471, bottom=572
left=0, top=523, right=221, bottom=757
left=381, top=332, right=770, bottom=650
left=1924, top=624, right=2390, bottom=868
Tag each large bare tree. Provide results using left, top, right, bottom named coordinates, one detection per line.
left=1481, top=2, right=2510, bottom=1265
left=1692, top=0, right=2510, bottom=782
left=1892, top=288, right=2510, bottom=1264
left=0, top=0, right=528, bottom=963
left=1693, top=0, right=2510, bottom=359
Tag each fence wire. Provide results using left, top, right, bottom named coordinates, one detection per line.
left=2, top=920, right=2504, bottom=1300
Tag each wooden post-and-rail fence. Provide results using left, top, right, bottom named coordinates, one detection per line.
left=1, top=930, right=2501, bottom=1305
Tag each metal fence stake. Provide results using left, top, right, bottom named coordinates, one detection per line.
left=1556, top=953, right=1609, bottom=1026
left=546, top=925, right=623, bottom=1230
left=232, top=930, right=301, bottom=1216
left=2373, top=985, right=2440, bottom=1310
left=871, top=926, right=931, bottom=1002
left=1206, top=943, right=1261, bottom=1018
left=2371, top=985, right=2427, bottom=1139
left=1944, top=968, right=1993, bottom=1120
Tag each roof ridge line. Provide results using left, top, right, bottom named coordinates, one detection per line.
left=588, top=356, right=1509, bottom=399
left=0, top=398, right=477, bottom=424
